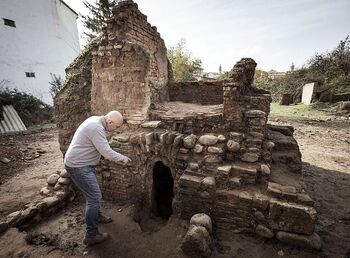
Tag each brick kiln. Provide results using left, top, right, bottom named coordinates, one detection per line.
left=54, top=0, right=320, bottom=248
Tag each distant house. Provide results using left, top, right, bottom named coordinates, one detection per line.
left=267, top=69, right=286, bottom=80
left=195, top=72, right=221, bottom=81
left=0, top=0, right=80, bottom=104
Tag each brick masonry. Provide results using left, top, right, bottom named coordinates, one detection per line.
left=54, top=0, right=319, bottom=249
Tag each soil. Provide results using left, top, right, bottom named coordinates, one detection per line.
left=0, top=119, right=349, bottom=258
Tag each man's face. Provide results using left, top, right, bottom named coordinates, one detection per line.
left=106, top=118, right=123, bottom=131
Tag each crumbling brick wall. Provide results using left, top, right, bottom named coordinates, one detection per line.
left=91, top=0, right=171, bottom=123
left=54, top=39, right=100, bottom=154
left=168, top=81, right=223, bottom=105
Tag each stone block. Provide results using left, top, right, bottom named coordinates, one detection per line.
left=229, top=132, right=244, bottom=141
left=40, top=187, right=51, bottom=196
left=193, top=144, right=204, bottom=153
left=208, top=146, right=224, bottom=154
left=141, top=121, right=162, bottom=128
left=47, top=174, right=60, bottom=186
left=276, top=231, right=322, bottom=250
left=190, top=213, right=213, bottom=233
left=226, top=140, right=240, bottom=152
left=241, top=152, right=260, bottom=163
left=183, top=134, right=198, bottom=149
left=297, top=193, right=315, bottom=206
left=115, top=135, right=129, bottom=142
left=145, top=132, right=153, bottom=145
left=268, top=199, right=317, bottom=235
left=229, top=177, right=241, bottom=188
left=60, top=170, right=70, bottom=178
left=201, top=177, right=216, bottom=192
left=204, top=155, right=222, bottom=163
left=173, top=134, right=183, bottom=147
left=41, top=196, right=61, bottom=207
left=179, top=174, right=202, bottom=189
left=267, top=182, right=297, bottom=201
left=181, top=225, right=213, bottom=258
left=245, top=110, right=266, bottom=118
left=198, top=135, right=218, bottom=146
left=188, top=162, right=199, bottom=170
left=260, top=164, right=270, bottom=176
left=217, top=135, right=226, bottom=142
left=58, top=177, right=71, bottom=185
left=255, top=224, right=274, bottom=238
left=179, top=148, right=189, bottom=154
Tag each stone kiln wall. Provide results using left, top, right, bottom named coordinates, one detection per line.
left=222, top=59, right=271, bottom=132
left=53, top=0, right=319, bottom=249
left=91, top=0, right=170, bottom=124
left=168, top=81, right=223, bottom=105
left=97, top=123, right=316, bottom=241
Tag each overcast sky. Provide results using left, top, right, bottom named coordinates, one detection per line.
left=65, top=0, right=350, bottom=73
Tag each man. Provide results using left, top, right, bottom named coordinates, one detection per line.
left=64, top=110, right=131, bottom=246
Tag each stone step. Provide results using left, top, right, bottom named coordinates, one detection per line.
left=267, top=182, right=314, bottom=206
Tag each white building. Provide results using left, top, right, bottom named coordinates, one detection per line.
left=0, top=0, right=80, bottom=104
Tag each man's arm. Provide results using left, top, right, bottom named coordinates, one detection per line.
left=90, top=128, right=126, bottom=163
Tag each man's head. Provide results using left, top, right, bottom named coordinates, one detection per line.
left=104, top=110, right=123, bottom=131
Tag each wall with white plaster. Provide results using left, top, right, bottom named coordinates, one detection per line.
left=0, top=0, right=80, bottom=104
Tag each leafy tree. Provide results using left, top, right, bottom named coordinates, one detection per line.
left=254, top=69, right=272, bottom=89
left=308, top=35, right=350, bottom=93
left=259, top=36, right=350, bottom=101
left=217, top=71, right=231, bottom=80
left=167, top=39, right=203, bottom=82
left=49, top=73, right=63, bottom=99
left=81, top=0, right=120, bottom=40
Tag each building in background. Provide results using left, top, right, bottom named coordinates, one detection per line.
left=267, top=69, right=286, bottom=80
left=0, top=0, right=80, bottom=104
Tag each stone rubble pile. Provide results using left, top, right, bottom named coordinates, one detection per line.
left=181, top=213, right=214, bottom=258
left=0, top=169, right=73, bottom=234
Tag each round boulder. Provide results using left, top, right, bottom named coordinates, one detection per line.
left=47, top=174, right=60, bottom=186
left=58, top=177, right=71, bottom=185
left=181, top=225, right=213, bottom=258
left=190, top=213, right=213, bottom=233
left=40, top=187, right=51, bottom=196
left=260, top=164, right=271, bottom=176
left=193, top=144, right=204, bottom=153
left=255, top=224, right=274, bottom=238
left=60, top=170, right=70, bottom=178
left=198, top=135, right=218, bottom=146
left=227, top=140, right=240, bottom=152
left=183, top=134, right=198, bottom=149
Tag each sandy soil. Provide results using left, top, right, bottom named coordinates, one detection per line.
left=0, top=119, right=349, bottom=258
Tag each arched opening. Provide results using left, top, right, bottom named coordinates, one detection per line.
left=151, top=161, right=174, bottom=219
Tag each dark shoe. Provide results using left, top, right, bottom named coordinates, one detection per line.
left=83, top=232, right=110, bottom=246
left=98, top=213, right=113, bottom=224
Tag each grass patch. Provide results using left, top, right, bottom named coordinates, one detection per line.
left=269, top=102, right=334, bottom=121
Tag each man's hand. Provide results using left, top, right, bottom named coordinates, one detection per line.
left=122, top=156, right=131, bottom=165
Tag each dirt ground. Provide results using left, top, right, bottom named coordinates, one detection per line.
left=0, top=118, right=349, bottom=258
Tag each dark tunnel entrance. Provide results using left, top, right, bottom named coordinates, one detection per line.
left=151, top=161, right=174, bottom=219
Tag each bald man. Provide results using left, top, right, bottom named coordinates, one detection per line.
left=64, top=110, right=131, bottom=246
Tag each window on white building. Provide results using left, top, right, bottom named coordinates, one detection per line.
left=25, top=72, right=35, bottom=78
left=3, top=18, right=16, bottom=27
